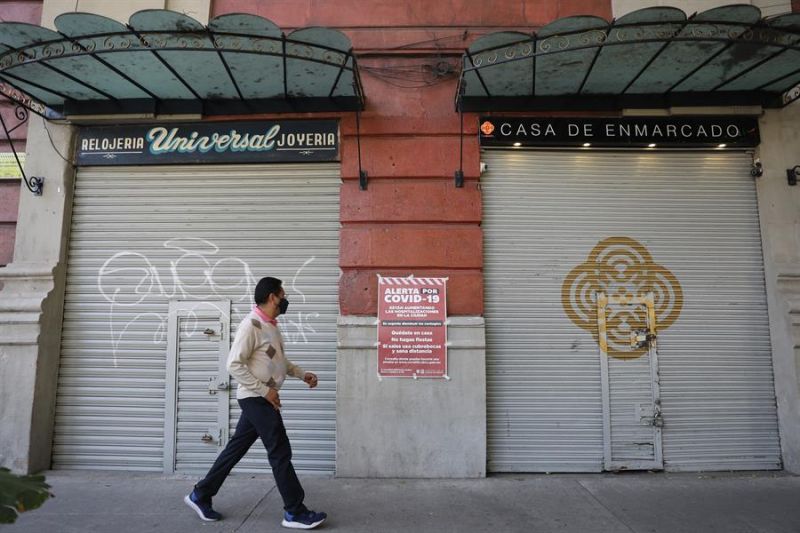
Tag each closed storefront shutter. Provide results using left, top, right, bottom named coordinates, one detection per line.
left=53, top=164, right=339, bottom=473
left=483, top=150, right=781, bottom=473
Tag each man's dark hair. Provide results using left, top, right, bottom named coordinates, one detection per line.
left=254, top=277, right=283, bottom=305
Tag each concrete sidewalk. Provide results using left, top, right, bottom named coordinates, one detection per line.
left=5, top=470, right=800, bottom=533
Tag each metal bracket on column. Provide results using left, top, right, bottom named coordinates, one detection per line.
left=454, top=82, right=465, bottom=188
left=0, top=98, right=43, bottom=195
left=787, top=165, right=799, bottom=186
left=356, top=109, right=368, bottom=190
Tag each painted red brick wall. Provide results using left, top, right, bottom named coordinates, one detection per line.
left=0, top=182, right=20, bottom=266
left=212, top=0, right=613, bottom=315
left=794, top=0, right=800, bottom=12
left=0, top=1, right=42, bottom=23
left=0, top=1, right=42, bottom=266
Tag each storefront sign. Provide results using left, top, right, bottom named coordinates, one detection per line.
left=479, top=116, right=760, bottom=148
left=0, top=83, right=59, bottom=119
left=377, top=276, right=448, bottom=379
left=0, top=152, right=25, bottom=178
left=783, top=82, right=800, bottom=107
left=76, top=120, right=338, bottom=165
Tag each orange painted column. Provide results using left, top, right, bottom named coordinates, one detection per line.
left=338, top=76, right=483, bottom=316
left=209, top=0, right=613, bottom=478
left=211, top=0, right=614, bottom=317
left=0, top=182, right=20, bottom=266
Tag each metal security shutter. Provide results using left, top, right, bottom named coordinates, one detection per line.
left=53, top=164, right=339, bottom=472
left=484, top=150, right=781, bottom=473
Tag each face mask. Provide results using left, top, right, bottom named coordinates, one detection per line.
left=278, top=297, right=289, bottom=315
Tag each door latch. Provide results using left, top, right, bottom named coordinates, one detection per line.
left=200, top=433, right=213, bottom=443
left=637, top=403, right=664, bottom=427
left=630, top=329, right=656, bottom=349
left=652, top=400, right=664, bottom=427
left=208, top=378, right=230, bottom=394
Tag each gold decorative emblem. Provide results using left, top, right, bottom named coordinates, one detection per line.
left=561, top=237, right=683, bottom=359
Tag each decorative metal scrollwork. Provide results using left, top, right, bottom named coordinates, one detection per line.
left=464, top=18, right=800, bottom=79
left=290, top=43, right=315, bottom=59
left=0, top=20, right=360, bottom=114
left=13, top=105, right=27, bottom=123
left=323, top=50, right=345, bottom=65
left=0, top=99, right=43, bottom=196
left=42, top=42, right=66, bottom=58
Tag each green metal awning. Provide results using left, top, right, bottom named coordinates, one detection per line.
left=0, top=10, right=365, bottom=119
left=456, top=5, right=800, bottom=111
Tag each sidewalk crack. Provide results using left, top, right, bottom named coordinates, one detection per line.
left=233, top=485, right=278, bottom=532
left=576, top=480, right=638, bottom=533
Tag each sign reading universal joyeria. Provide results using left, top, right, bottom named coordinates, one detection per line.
left=75, top=120, right=339, bottom=166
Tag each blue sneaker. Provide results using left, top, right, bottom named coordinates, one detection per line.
left=184, top=490, right=222, bottom=521
left=281, top=509, right=327, bottom=529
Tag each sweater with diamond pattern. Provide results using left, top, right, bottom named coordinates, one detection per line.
left=227, top=310, right=306, bottom=400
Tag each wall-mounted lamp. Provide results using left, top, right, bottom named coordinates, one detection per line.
left=787, top=165, right=799, bottom=186
left=356, top=109, right=368, bottom=190
left=750, top=159, right=763, bottom=178
left=455, top=92, right=465, bottom=188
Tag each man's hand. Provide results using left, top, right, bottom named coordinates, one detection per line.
left=265, top=388, right=281, bottom=411
left=303, top=372, right=318, bottom=389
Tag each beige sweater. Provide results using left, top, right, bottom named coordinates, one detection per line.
left=227, top=310, right=306, bottom=400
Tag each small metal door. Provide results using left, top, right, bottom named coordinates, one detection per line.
left=597, top=292, right=663, bottom=471
left=164, top=300, right=230, bottom=473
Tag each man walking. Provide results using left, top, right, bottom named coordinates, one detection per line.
left=184, top=276, right=327, bottom=530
